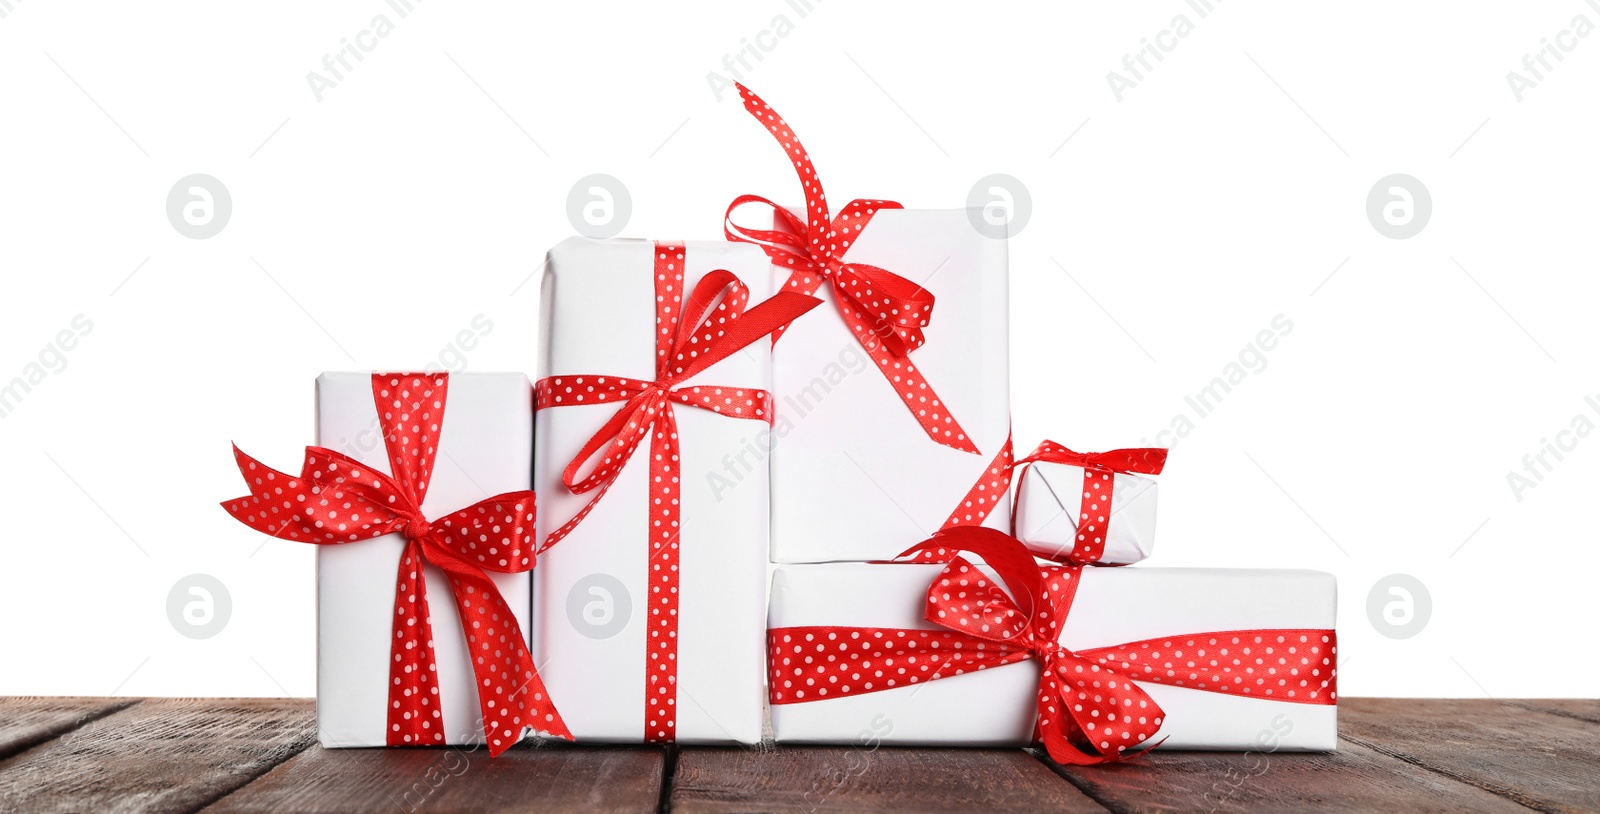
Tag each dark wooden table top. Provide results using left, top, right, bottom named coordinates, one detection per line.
left=0, top=697, right=1594, bottom=813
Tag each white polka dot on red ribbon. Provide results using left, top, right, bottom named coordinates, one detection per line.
left=895, top=433, right=1018, bottom=566
left=535, top=243, right=815, bottom=742
left=723, top=83, right=978, bottom=455
left=224, top=373, right=570, bottom=755
left=771, top=530, right=1336, bottom=764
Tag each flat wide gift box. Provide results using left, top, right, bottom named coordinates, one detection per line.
left=767, top=539, right=1338, bottom=754
left=224, top=371, right=559, bottom=755
left=725, top=84, right=1011, bottom=563
left=532, top=237, right=817, bottom=744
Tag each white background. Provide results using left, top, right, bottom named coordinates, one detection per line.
left=2, top=1, right=1596, bottom=700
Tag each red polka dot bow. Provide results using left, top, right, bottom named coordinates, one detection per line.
left=769, top=526, right=1336, bottom=765
left=537, top=245, right=821, bottom=742
left=223, top=373, right=569, bottom=756
left=724, top=83, right=979, bottom=455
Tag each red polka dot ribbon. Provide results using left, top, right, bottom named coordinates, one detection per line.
left=724, top=83, right=979, bottom=455
left=769, top=526, right=1336, bottom=765
left=536, top=244, right=822, bottom=742
left=222, top=373, right=570, bottom=757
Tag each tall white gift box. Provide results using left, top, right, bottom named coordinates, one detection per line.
left=316, top=372, right=539, bottom=750
left=764, top=209, right=1011, bottom=563
left=723, top=85, right=1011, bottom=563
left=531, top=237, right=804, bottom=744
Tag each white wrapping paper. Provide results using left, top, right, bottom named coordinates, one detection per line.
left=768, top=564, right=1338, bottom=751
left=531, top=237, right=771, bottom=744
left=313, top=371, right=534, bottom=748
left=1013, top=462, right=1159, bottom=565
left=769, top=208, right=1011, bottom=563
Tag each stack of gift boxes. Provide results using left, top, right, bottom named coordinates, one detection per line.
left=224, top=85, right=1337, bottom=763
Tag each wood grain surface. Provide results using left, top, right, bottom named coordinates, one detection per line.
left=204, top=742, right=665, bottom=814
left=0, top=697, right=1593, bottom=813
left=0, top=698, right=314, bottom=814
left=1038, top=739, right=1536, bottom=814
left=671, top=746, right=1105, bottom=814
left=1339, top=697, right=1600, bottom=814
left=0, top=696, right=137, bottom=761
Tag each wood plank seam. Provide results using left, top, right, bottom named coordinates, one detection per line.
left=184, top=735, right=319, bottom=813
left=1338, top=734, right=1560, bottom=814
left=0, top=698, right=143, bottom=764
left=1026, top=749, right=1125, bottom=814
left=657, top=745, right=677, bottom=814
left=1508, top=701, right=1600, bottom=726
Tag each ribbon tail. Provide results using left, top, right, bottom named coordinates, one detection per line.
left=1041, top=727, right=1165, bottom=766
left=221, top=445, right=299, bottom=534
left=832, top=299, right=980, bottom=454
left=671, top=291, right=824, bottom=383
left=940, top=432, right=1016, bottom=533
left=436, top=559, right=572, bottom=754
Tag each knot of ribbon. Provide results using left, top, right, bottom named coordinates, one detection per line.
left=222, top=373, right=568, bottom=756
left=724, top=83, right=978, bottom=454
left=536, top=243, right=821, bottom=741
left=768, top=526, right=1337, bottom=765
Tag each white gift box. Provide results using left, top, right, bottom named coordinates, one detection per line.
left=768, top=563, right=1338, bottom=751
left=769, top=208, right=1011, bottom=563
left=530, top=237, right=771, bottom=744
left=1013, top=461, right=1159, bottom=565
left=313, top=371, right=534, bottom=749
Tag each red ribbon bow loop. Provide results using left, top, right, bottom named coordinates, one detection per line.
left=537, top=257, right=823, bottom=551
left=725, top=83, right=979, bottom=454
left=536, top=244, right=821, bottom=742
left=223, top=373, right=569, bottom=756
left=769, top=527, right=1337, bottom=765
left=898, top=527, right=1165, bottom=764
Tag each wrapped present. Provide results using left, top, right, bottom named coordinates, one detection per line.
left=1012, top=441, right=1167, bottom=565
left=532, top=237, right=820, bottom=744
left=767, top=528, right=1338, bottom=758
left=223, top=372, right=565, bottom=756
left=725, top=84, right=1012, bottom=563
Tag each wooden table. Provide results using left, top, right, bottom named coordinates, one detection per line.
left=0, top=698, right=1594, bottom=813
